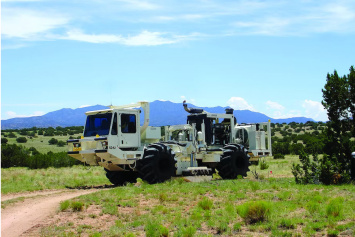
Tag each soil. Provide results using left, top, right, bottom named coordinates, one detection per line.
left=1, top=187, right=110, bottom=237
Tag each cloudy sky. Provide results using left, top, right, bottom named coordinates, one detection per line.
left=2, top=0, right=355, bottom=121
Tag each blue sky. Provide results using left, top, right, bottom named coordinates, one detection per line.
left=1, top=0, right=355, bottom=122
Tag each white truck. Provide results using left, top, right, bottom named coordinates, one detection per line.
left=67, top=101, right=272, bottom=184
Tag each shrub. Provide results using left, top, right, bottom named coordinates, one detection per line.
left=8, top=132, right=17, bottom=138
left=274, top=153, right=285, bottom=159
left=57, top=140, right=66, bottom=147
left=237, top=201, right=271, bottom=224
left=259, top=159, right=269, bottom=170
left=48, top=138, right=58, bottom=145
left=1, top=138, right=8, bottom=144
left=16, top=137, right=27, bottom=143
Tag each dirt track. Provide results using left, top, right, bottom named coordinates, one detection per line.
left=1, top=188, right=106, bottom=237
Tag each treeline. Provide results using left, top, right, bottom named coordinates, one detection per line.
left=1, top=144, right=81, bottom=169
left=270, top=121, right=335, bottom=156
left=2, top=126, right=84, bottom=137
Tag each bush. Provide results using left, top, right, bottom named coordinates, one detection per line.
left=273, top=153, right=285, bottom=159
left=292, top=151, right=349, bottom=185
left=48, top=138, right=58, bottom=145
left=57, top=140, right=66, bottom=147
left=8, top=132, right=17, bottom=138
left=16, top=137, right=27, bottom=143
left=237, top=201, right=271, bottom=224
left=259, top=159, right=269, bottom=170
left=1, top=138, right=8, bottom=144
left=1, top=143, right=80, bottom=169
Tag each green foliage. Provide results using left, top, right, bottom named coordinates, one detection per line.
left=259, top=158, right=269, bottom=170
left=1, top=143, right=80, bottom=169
left=292, top=151, right=349, bottom=185
left=57, top=140, right=66, bottom=147
left=237, top=201, right=271, bottom=224
left=1, top=138, right=8, bottom=144
left=8, top=132, right=17, bottom=138
left=291, top=151, right=320, bottom=184
left=273, top=153, right=285, bottom=159
left=321, top=66, right=355, bottom=182
left=16, top=136, right=27, bottom=143
left=48, top=138, right=58, bottom=145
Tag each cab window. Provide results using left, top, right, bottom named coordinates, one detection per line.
left=111, top=113, right=118, bottom=135
left=121, top=114, right=136, bottom=133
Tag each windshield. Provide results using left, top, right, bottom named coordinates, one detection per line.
left=84, top=113, right=112, bottom=137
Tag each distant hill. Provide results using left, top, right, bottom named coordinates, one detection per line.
left=1, top=101, right=314, bottom=129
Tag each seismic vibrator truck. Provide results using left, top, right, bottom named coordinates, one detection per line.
left=67, top=101, right=272, bottom=184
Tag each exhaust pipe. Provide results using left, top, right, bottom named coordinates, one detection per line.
left=183, top=101, right=204, bottom=114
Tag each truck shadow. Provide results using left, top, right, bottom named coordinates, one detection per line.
left=65, top=184, right=116, bottom=190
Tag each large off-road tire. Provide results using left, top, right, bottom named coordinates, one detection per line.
left=217, top=144, right=250, bottom=179
left=137, top=143, right=176, bottom=184
left=105, top=169, right=139, bottom=186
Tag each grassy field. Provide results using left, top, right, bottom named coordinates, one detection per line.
left=1, top=166, right=110, bottom=194
left=2, top=155, right=355, bottom=236
left=43, top=177, right=355, bottom=236
left=2, top=132, right=81, bottom=153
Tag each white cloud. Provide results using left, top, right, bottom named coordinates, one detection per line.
left=2, top=8, right=69, bottom=39
left=302, top=100, right=328, bottom=121
left=64, top=30, right=123, bottom=44
left=79, top=105, right=91, bottom=108
left=4, top=111, right=45, bottom=119
left=266, top=101, right=285, bottom=111
left=117, top=0, right=161, bottom=10
left=63, top=30, right=194, bottom=46
left=227, top=97, right=255, bottom=111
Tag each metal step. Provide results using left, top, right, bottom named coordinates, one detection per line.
left=181, top=167, right=213, bottom=176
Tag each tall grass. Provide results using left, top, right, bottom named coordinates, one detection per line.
left=1, top=166, right=109, bottom=194
left=24, top=177, right=355, bottom=236
left=237, top=201, right=272, bottom=224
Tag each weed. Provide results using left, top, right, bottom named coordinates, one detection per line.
left=59, top=200, right=70, bottom=211
left=237, top=201, right=272, bottom=224
left=198, top=197, right=213, bottom=210
left=327, top=229, right=339, bottom=237
left=181, top=226, right=196, bottom=237
left=158, top=193, right=168, bottom=203
left=306, top=201, right=320, bottom=215
left=326, top=197, right=344, bottom=218
left=279, top=219, right=295, bottom=229
left=249, top=181, right=260, bottom=191
left=71, top=201, right=84, bottom=212
left=233, top=222, right=242, bottom=232
left=145, top=220, right=168, bottom=237
left=216, top=221, right=229, bottom=234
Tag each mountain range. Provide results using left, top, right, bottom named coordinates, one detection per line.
left=1, top=100, right=314, bottom=129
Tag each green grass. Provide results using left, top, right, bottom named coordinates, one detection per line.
left=38, top=177, right=355, bottom=236
left=2, top=154, right=355, bottom=236
left=1, top=166, right=110, bottom=194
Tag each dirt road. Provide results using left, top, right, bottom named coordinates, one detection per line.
left=1, top=188, right=106, bottom=237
